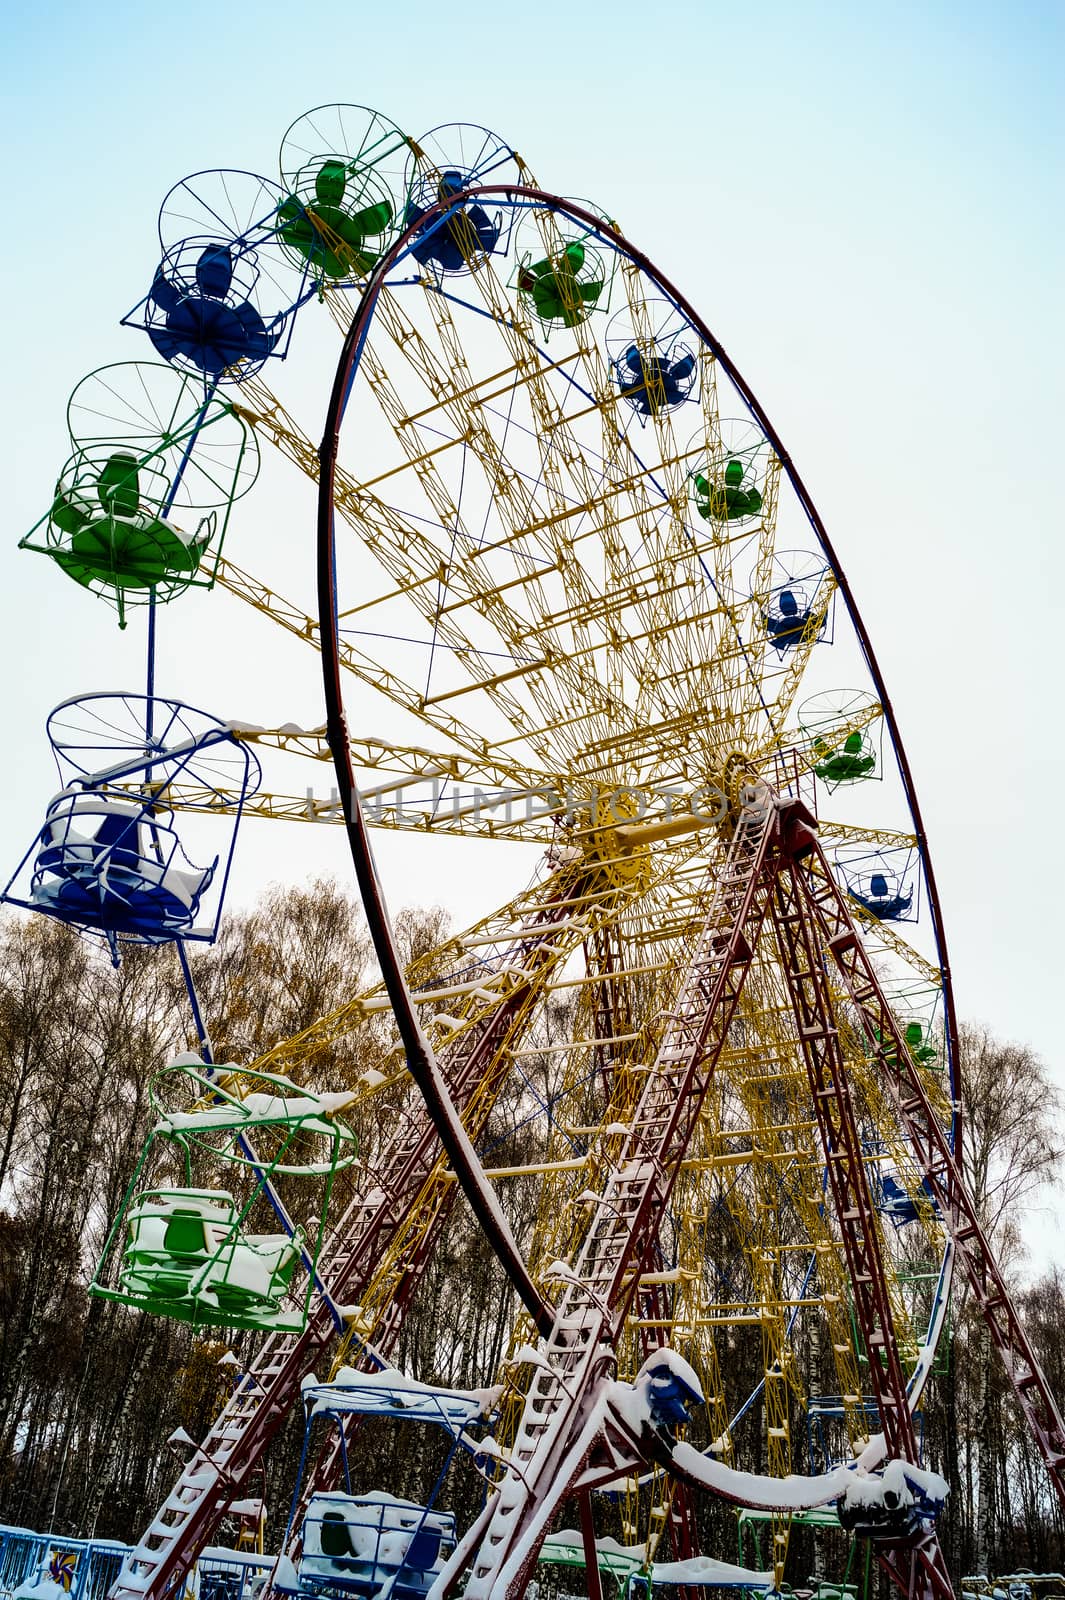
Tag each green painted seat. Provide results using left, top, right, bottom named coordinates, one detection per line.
left=517, top=241, right=604, bottom=327
left=812, top=729, right=876, bottom=784
left=164, top=1211, right=213, bottom=1255
left=904, top=1021, right=938, bottom=1066
left=49, top=453, right=209, bottom=592
left=119, top=1187, right=302, bottom=1326
left=278, top=161, right=393, bottom=280
left=872, top=1023, right=939, bottom=1071
left=694, top=458, right=763, bottom=522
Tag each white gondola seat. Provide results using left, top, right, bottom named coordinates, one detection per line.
left=31, top=793, right=214, bottom=937
left=122, top=1188, right=237, bottom=1298
left=120, top=1187, right=301, bottom=1316
left=299, top=1493, right=455, bottom=1599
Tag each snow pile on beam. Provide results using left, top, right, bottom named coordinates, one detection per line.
left=303, top=1364, right=501, bottom=1427
left=650, top=1554, right=773, bottom=1588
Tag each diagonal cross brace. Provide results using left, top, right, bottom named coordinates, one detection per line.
left=442, top=797, right=811, bottom=1600
left=106, top=887, right=585, bottom=1600
left=795, top=845, right=1065, bottom=1508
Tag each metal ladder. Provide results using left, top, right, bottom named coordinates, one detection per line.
left=458, top=800, right=778, bottom=1599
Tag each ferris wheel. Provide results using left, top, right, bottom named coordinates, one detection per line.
left=6, top=100, right=1065, bottom=1600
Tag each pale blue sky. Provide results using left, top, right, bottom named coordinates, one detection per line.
left=2, top=2, right=1063, bottom=1254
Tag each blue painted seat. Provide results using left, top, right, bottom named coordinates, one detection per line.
left=615, top=343, right=697, bottom=415
left=148, top=245, right=280, bottom=378
left=31, top=793, right=215, bottom=941
left=647, top=1370, right=701, bottom=1429
left=641, top=1353, right=703, bottom=1433
left=879, top=1174, right=925, bottom=1224
left=299, top=1494, right=455, bottom=1599
left=406, top=171, right=500, bottom=273
left=851, top=871, right=913, bottom=921
left=765, top=587, right=816, bottom=649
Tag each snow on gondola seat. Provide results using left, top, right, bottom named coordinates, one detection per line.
left=298, top=1493, right=455, bottom=1599
left=35, top=794, right=144, bottom=877
left=31, top=792, right=216, bottom=938
left=123, top=1188, right=236, bottom=1282
left=643, top=1354, right=704, bottom=1431
left=302, top=1365, right=497, bottom=1431
left=609, top=1349, right=706, bottom=1441
left=120, top=1186, right=302, bottom=1318
left=836, top=1459, right=947, bottom=1542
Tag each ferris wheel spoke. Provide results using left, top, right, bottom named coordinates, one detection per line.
left=244, top=354, right=647, bottom=769
left=212, top=554, right=543, bottom=777
left=369, top=286, right=657, bottom=758
left=817, top=821, right=919, bottom=852
left=843, top=903, right=943, bottom=987
left=244, top=859, right=662, bottom=1084
left=353, top=339, right=631, bottom=753
left=437, top=259, right=703, bottom=747
left=758, top=577, right=839, bottom=729
left=518, top=347, right=710, bottom=741
left=227, top=723, right=556, bottom=791
left=753, top=701, right=884, bottom=777
left=166, top=782, right=577, bottom=842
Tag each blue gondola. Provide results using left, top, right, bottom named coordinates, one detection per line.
left=849, top=870, right=913, bottom=922
left=31, top=792, right=214, bottom=941
left=2, top=694, right=261, bottom=962
left=878, top=1174, right=938, bottom=1226
left=765, top=587, right=816, bottom=649
left=643, top=1353, right=704, bottom=1432
left=758, top=553, right=833, bottom=654
left=836, top=849, right=919, bottom=926
left=807, top=1399, right=926, bottom=1474
left=146, top=242, right=283, bottom=379
left=405, top=171, right=500, bottom=274
left=298, top=1494, right=455, bottom=1600
left=276, top=1367, right=497, bottom=1600
left=615, top=342, right=697, bottom=415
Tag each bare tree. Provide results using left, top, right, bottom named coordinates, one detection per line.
left=952, top=1023, right=1061, bottom=1574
